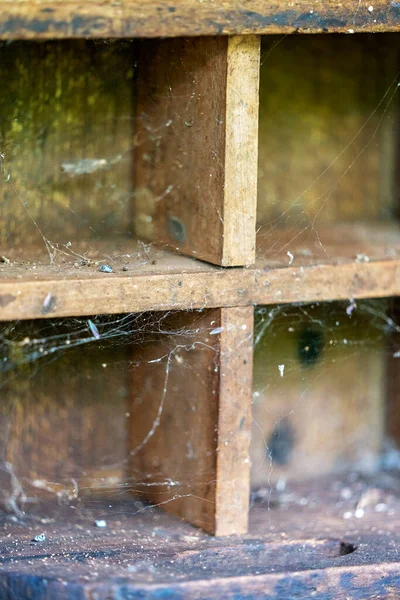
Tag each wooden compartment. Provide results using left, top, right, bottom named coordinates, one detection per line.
left=0, top=317, right=132, bottom=510
left=257, top=33, right=400, bottom=270
left=1, top=3, right=400, bottom=594
left=0, top=40, right=135, bottom=256
left=0, top=37, right=259, bottom=269
left=3, top=301, right=400, bottom=598
left=251, top=300, right=389, bottom=488
left=3, top=36, right=400, bottom=323
left=0, top=308, right=253, bottom=536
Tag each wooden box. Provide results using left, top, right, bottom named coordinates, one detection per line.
left=1, top=2, right=400, bottom=598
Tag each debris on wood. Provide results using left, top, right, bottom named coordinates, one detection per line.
left=99, top=264, right=113, bottom=273
left=94, top=520, right=107, bottom=528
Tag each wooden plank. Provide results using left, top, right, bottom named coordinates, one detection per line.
left=0, top=1, right=399, bottom=39
left=0, top=324, right=131, bottom=510
left=130, top=307, right=253, bottom=535
left=215, top=307, right=253, bottom=535
left=134, top=36, right=260, bottom=266
left=251, top=301, right=386, bottom=488
left=1, top=225, right=400, bottom=320
left=0, top=40, right=134, bottom=251
left=257, top=34, right=399, bottom=230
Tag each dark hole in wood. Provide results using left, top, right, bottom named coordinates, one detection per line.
left=266, top=418, right=295, bottom=465
left=315, top=539, right=357, bottom=558
left=298, top=326, right=324, bottom=366
left=167, top=216, right=186, bottom=244
left=339, top=541, right=357, bottom=556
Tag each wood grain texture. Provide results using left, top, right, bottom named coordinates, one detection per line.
left=0, top=1, right=399, bottom=39
left=223, top=36, right=260, bottom=266
left=130, top=307, right=253, bottom=535
left=0, top=40, right=135, bottom=250
left=3, top=476, right=400, bottom=598
left=0, top=328, right=130, bottom=508
left=134, top=36, right=260, bottom=266
left=1, top=224, right=400, bottom=320
left=257, top=34, right=399, bottom=229
left=251, top=302, right=387, bottom=488
left=215, top=306, right=253, bottom=535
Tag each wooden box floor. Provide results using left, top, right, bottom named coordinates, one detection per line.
left=1, top=472, right=400, bottom=599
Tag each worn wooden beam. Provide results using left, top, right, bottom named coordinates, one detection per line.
left=130, top=307, right=253, bottom=535
left=1, top=230, right=400, bottom=320
left=0, top=1, right=399, bottom=39
left=134, top=36, right=260, bottom=266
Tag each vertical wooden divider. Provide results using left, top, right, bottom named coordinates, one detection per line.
left=130, top=306, right=254, bottom=535
left=134, top=35, right=260, bottom=266
left=131, top=34, right=259, bottom=533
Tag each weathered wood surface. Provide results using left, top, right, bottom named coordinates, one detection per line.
left=135, top=36, right=259, bottom=266
left=0, top=40, right=134, bottom=250
left=0, top=324, right=131, bottom=509
left=2, top=475, right=400, bottom=598
left=251, top=302, right=386, bottom=488
left=257, top=34, right=399, bottom=229
left=1, top=224, right=400, bottom=320
left=215, top=307, right=253, bottom=535
left=0, top=0, right=399, bottom=39
left=130, top=307, right=253, bottom=535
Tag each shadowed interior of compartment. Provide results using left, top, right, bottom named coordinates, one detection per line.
left=257, top=34, right=400, bottom=240
left=0, top=40, right=135, bottom=253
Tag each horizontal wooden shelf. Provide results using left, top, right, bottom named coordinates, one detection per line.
left=1, top=473, right=400, bottom=598
left=1, top=223, right=399, bottom=320
left=0, top=0, right=398, bottom=40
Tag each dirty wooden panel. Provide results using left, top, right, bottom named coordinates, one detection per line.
left=251, top=301, right=387, bottom=488
left=0, top=320, right=130, bottom=510
left=0, top=40, right=134, bottom=251
left=0, top=1, right=400, bottom=39
left=130, top=307, right=253, bottom=535
left=258, top=34, right=399, bottom=231
left=134, top=36, right=260, bottom=266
